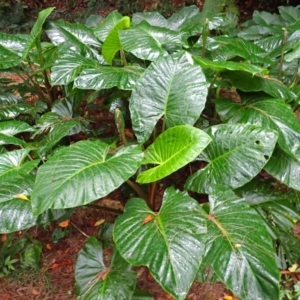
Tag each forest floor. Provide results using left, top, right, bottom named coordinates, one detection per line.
left=1, top=0, right=300, bottom=299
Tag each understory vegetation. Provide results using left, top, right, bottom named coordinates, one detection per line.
left=0, top=3, right=300, bottom=300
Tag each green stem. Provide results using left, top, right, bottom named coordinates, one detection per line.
left=278, top=28, right=288, bottom=81
left=201, top=18, right=209, bottom=58
left=36, top=36, right=53, bottom=109
left=126, top=180, right=148, bottom=201
left=208, top=72, right=219, bottom=95
left=120, top=49, right=127, bottom=66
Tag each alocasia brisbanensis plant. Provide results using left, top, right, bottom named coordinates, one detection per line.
left=1, top=4, right=300, bottom=300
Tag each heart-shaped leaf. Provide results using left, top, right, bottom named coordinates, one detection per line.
left=167, top=5, right=199, bottom=31
left=0, top=149, right=29, bottom=180
left=0, top=33, right=26, bottom=69
left=209, top=36, right=270, bottom=64
left=185, top=124, right=278, bottom=193
left=193, top=56, right=268, bottom=75
left=74, top=65, right=144, bottom=91
left=223, top=71, right=296, bottom=101
left=0, top=174, right=33, bottom=203
left=94, top=10, right=123, bottom=42
left=235, top=179, right=300, bottom=231
left=102, top=16, right=130, bottom=64
left=44, top=20, right=102, bottom=62
left=51, top=50, right=102, bottom=85
left=0, top=92, right=31, bottom=120
left=203, top=187, right=279, bottom=300
left=132, top=12, right=168, bottom=28
left=114, top=187, right=207, bottom=300
left=215, top=97, right=300, bottom=156
left=137, top=125, right=211, bottom=183
left=264, top=146, right=300, bottom=191
left=0, top=170, right=71, bottom=233
left=130, top=51, right=208, bottom=144
left=75, top=237, right=136, bottom=299
left=0, top=121, right=35, bottom=136
left=31, top=141, right=143, bottom=215
left=119, top=22, right=185, bottom=61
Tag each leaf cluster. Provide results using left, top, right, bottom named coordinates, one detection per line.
left=0, top=4, right=300, bottom=300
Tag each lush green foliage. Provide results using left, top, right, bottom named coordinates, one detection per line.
left=0, top=4, right=300, bottom=300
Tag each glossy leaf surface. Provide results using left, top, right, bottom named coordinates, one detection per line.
left=193, top=56, right=268, bottom=75
left=31, top=141, right=143, bottom=215
left=102, top=16, right=130, bottom=64
left=0, top=33, right=26, bottom=69
left=74, top=65, right=144, bottom=91
left=75, top=237, right=136, bottom=299
left=22, top=7, right=54, bottom=58
left=215, top=97, right=300, bottom=156
left=130, top=52, right=208, bottom=144
left=204, top=187, right=279, bottom=300
left=51, top=50, right=102, bottom=85
left=0, top=149, right=29, bottom=180
left=114, top=187, right=207, bottom=300
left=119, top=22, right=185, bottom=61
left=94, top=10, right=123, bottom=42
left=0, top=121, right=35, bottom=136
left=223, top=71, right=296, bottom=101
left=235, top=179, right=300, bottom=231
left=185, top=124, right=278, bottom=193
left=137, top=125, right=211, bottom=183
left=264, top=146, right=300, bottom=191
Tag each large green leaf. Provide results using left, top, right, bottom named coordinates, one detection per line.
left=51, top=50, right=102, bottom=85
left=36, top=120, right=79, bottom=155
left=252, top=10, right=282, bottom=27
left=167, top=5, right=199, bottom=31
left=0, top=174, right=33, bottom=203
left=22, top=7, right=54, bottom=58
left=130, top=52, right=208, bottom=144
left=264, top=146, right=300, bottom=191
left=203, top=187, right=279, bottom=300
left=137, top=125, right=211, bottom=183
left=185, top=124, right=278, bottom=193
left=223, top=71, right=296, bottom=101
left=238, top=25, right=271, bottom=40
left=114, top=187, right=207, bottom=300
left=31, top=141, right=143, bottom=215
left=279, top=6, right=300, bottom=23
left=0, top=133, right=26, bottom=147
left=0, top=33, right=27, bottom=69
left=0, top=121, right=35, bottom=136
left=0, top=149, right=29, bottom=180
left=215, top=97, right=300, bottom=156
left=132, top=12, right=168, bottom=28
left=0, top=91, right=31, bottom=120
left=74, top=65, right=144, bottom=91
left=193, top=56, right=268, bottom=75
left=0, top=199, right=71, bottom=233
left=235, top=179, right=300, bottom=231
left=102, top=16, right=130, bottom=64
left=75, top=237, right=136, bottom=299
left=119, top=22, right=185, bottom=61
left=45, top=20, right=100, bottom=47
left=44, top=20, right=102, bottom=62
left=94, top=10, right=123, bottom=42
left=0, top=173, right=71, bottom=233
left=208, top=36, right=270, bottom=64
